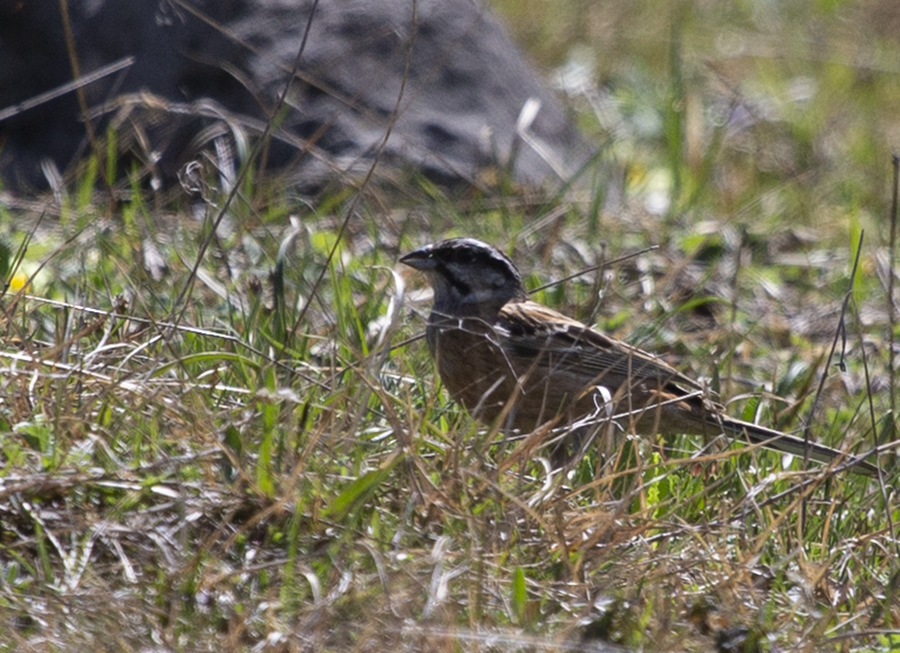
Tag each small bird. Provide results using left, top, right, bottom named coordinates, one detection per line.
left=401, top=237, right=878, bottom=477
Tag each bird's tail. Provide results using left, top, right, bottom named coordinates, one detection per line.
left=717, top=415, right=878, bottom=478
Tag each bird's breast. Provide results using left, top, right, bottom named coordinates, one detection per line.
left=425, top=316, right=584, bottom=431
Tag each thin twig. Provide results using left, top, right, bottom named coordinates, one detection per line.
left=0, top=57, right=135, bottom=123
left=285, top=0, right=419, bottom=350
left=58, top=0, right=98, bottom=152
left=170, top=0, right=321, bottom=323
left=850, top=299, right=898, bottom=557
left=802, top=231, right=865, bottom=451
left=887, top=154, right=899, bottom=439
left=528, top=245, right=659, bottom=294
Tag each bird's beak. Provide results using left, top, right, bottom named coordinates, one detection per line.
left=399, top=246, right=436, bottom=270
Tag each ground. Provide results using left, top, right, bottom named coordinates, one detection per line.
left=1, top=1, right=899, bottom=650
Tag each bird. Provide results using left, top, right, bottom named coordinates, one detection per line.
left=400, top=237, right=879, bottom=478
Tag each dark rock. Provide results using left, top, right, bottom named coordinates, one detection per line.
left=0, top=0, right=594, bottom=191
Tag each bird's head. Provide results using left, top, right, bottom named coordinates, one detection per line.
left=400, top=238, right=527, bottom=316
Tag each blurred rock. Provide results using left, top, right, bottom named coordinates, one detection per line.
left=0, top=0, right=594, bottom=192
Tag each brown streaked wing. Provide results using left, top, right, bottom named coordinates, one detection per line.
left=496, top=300, right=704, bottom=393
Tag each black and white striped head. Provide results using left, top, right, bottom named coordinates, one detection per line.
left=400, top=238, right=527, bottom=316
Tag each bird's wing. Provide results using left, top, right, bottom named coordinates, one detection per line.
left=494, top=302, right=880, bottom=478
left=496, top=300, right=705, bottom=395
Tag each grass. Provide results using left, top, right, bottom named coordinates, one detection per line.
left=2, top=1, right=900, bottom=650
